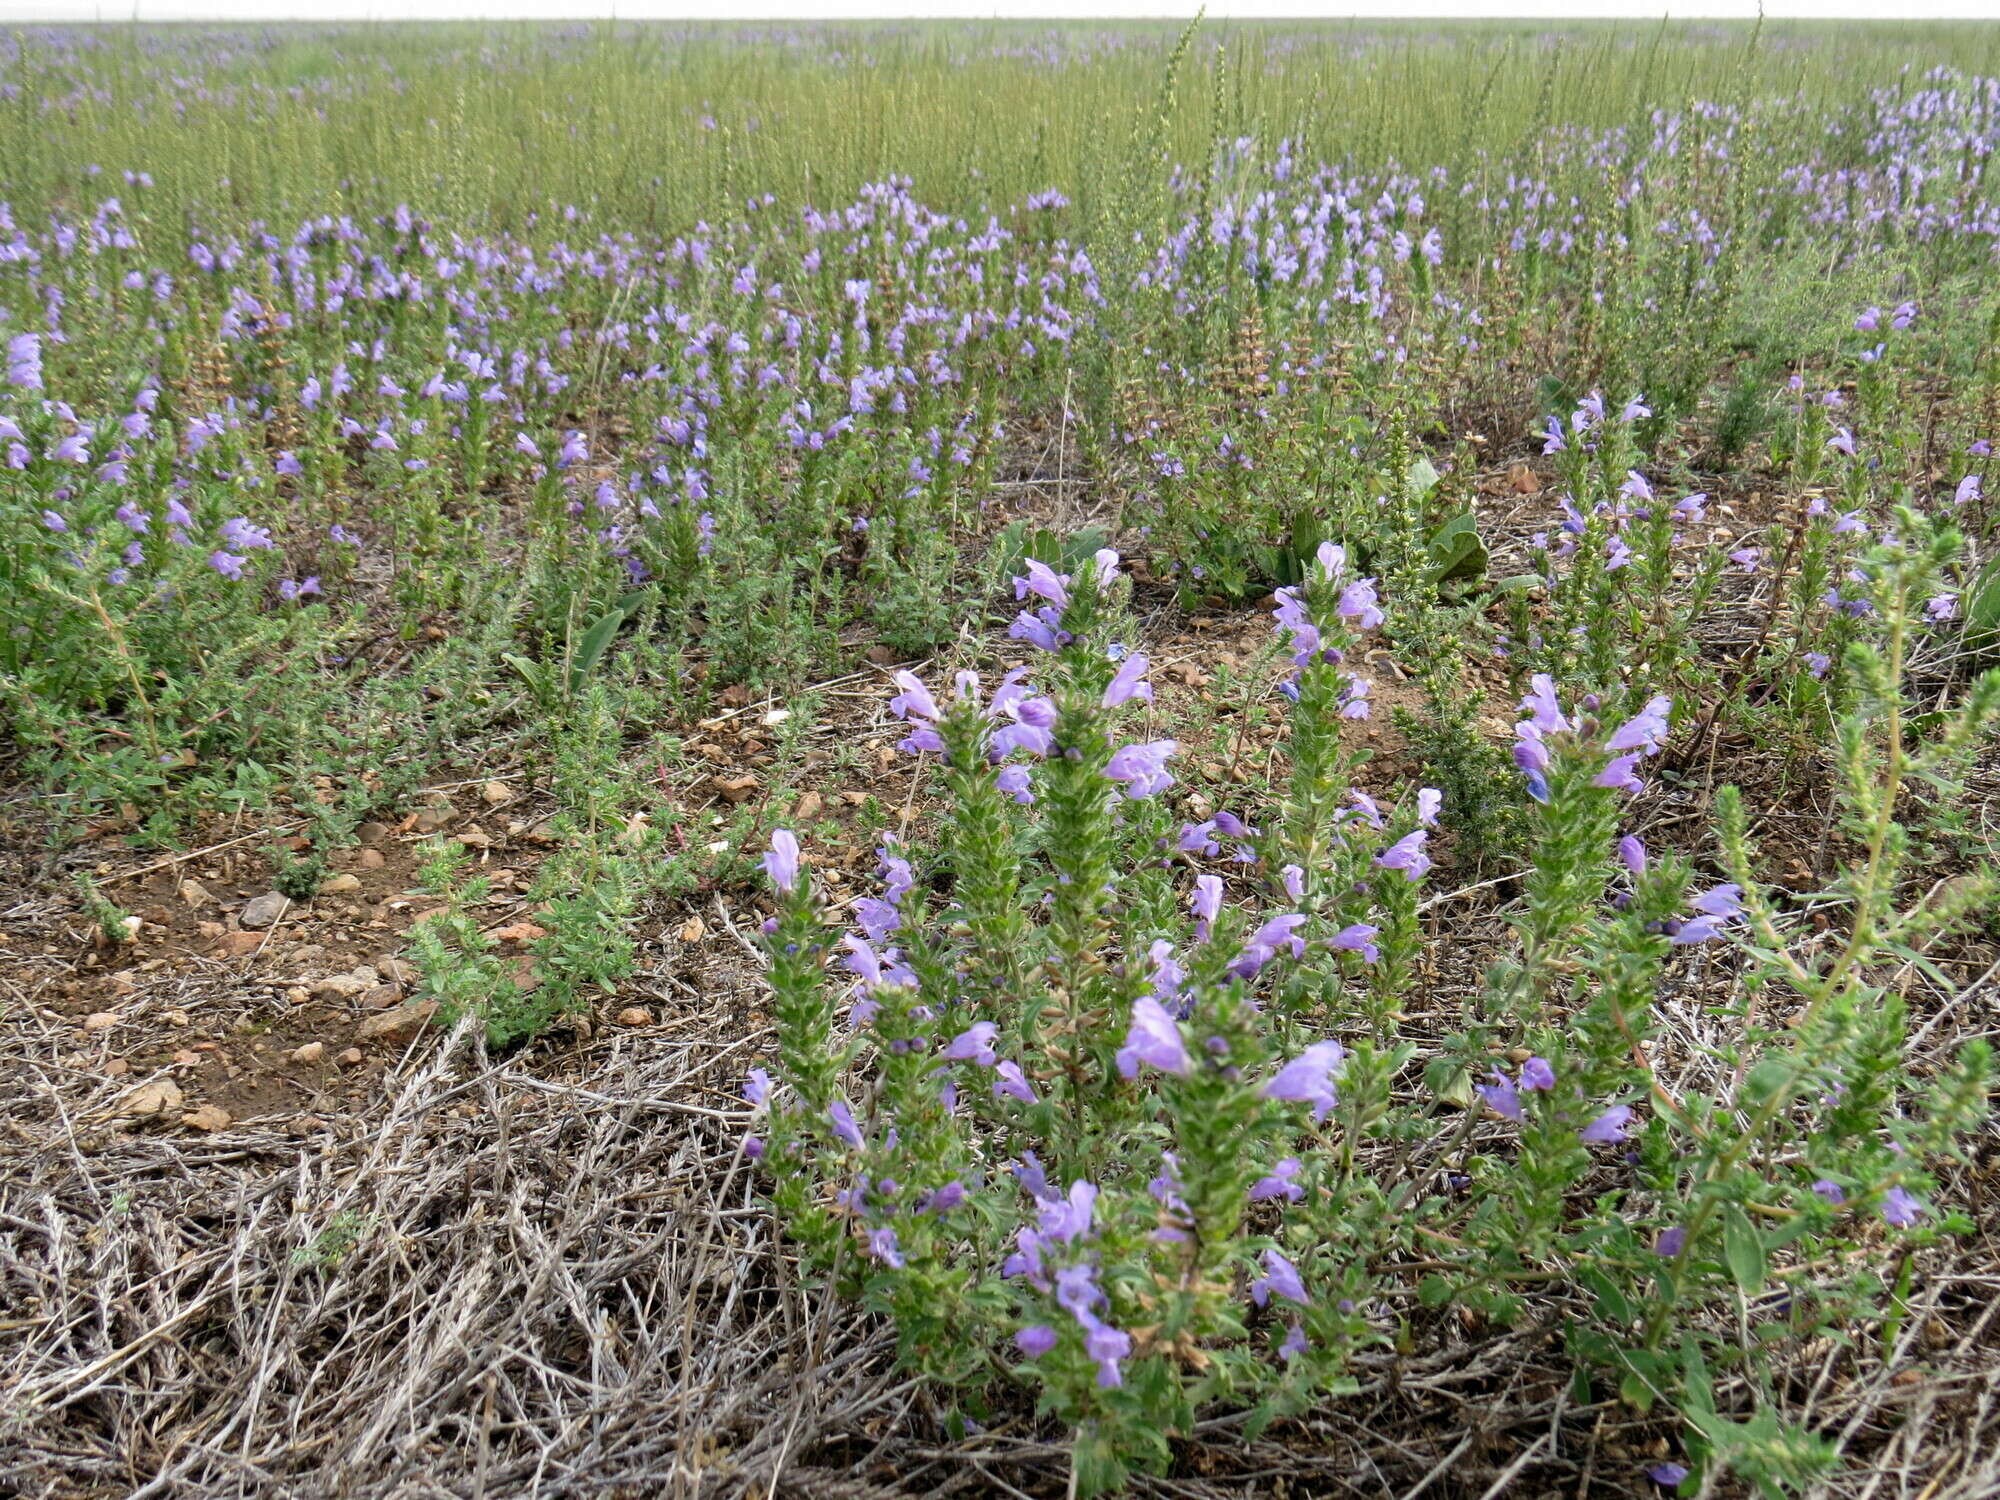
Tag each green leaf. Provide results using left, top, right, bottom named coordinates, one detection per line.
left=1723, top=1205, right=1767, bottom=1293
left=565, top=589, right=653, bottom=695
left=1426, top=511, right=1488, bottom=584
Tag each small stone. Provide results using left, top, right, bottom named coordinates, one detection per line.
left=181, top=1104, right=232, bottom=1132
left=360, top=984, right=403, bottom=1010
left=492, top=922, right=545, bottom=945
left=290, top=1042, right=325, bottom=1064
left=104, top=1058, right=130, bottom=1077
left=355, top=821, right=391, bottom=845
left=373, top=958, right=412, bottom=984
left=286, top=987, right=311, bottom=1006
left=348, top=965, right=379, bottom=986
left=455, top=828, right=492, bottom=850
left=164, top=1009, right=189, bottom=1026
left=319, top=873, right=361, bottom=895
left=239, top=893, right=289, bottom=930
left=481, top=780, right=511, bottom=805
left=83, top=1012, right=121, bottom=1032
left=793, top=790, right=823, bottom=822
left=677, top=914, right=706, bottom=943
left=122, top=1078, right=184, bottom=1117
left=410, top=807, right=447, bottom=835
left=218, top=931, right=266, bottom=957
left=357, top=848, right=387, bottom=870
left=313, top=974, right=366, bottom=1000
left=178, top=879, right=217, bottom=908
left=356, top=998, right=438, bottom=1044
left=337, top=1047, right=364, bottom=1066
left=615, top=1006, right=653, bottom=1028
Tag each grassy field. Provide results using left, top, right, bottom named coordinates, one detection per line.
left=3, top=19, right=1999, bottom=1499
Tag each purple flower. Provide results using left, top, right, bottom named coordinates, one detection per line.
left=1828, top=427, right=1856, bottom=457
left=1605, top=696, right=1672, bottom=756
left=996, top=765, right=1033, bottom=803
left=1579, top=1105, right=1635, bottom=1144
left=1880, top=1186, right=1923, bottom=1227
left=1337, top=578, right=1385, bottom=629
left=1647, top=1463, right=1689, bottom=1489
left=1926, top=594, right=1957, bottom=622
left=943, top=1021, right=999, bottom=1066
left=993, top=1061, right=1038, bottom=1104
left=887, top=670, right=939, bottom=723
left=40, top=510, right=66, bottom=534
left=1330, top=923, right=1380, bottom=963
left=1013, top=558, right=1070, bottom=609
left=1654, top=1226, right=1687, bottom=1256
left=1279, top=1319, right=1309, bottom=1360
left=1670, top=915, right=1728, bottom=945
left=828, top=1100, right=865, bottom=1150
left=1374, top=830, right=1431, bottom=882
left=1811, top=1178, right=1845, bottom=1206
left=1191, top=874, right=1223, bottom=940
left=760, top=830, right=801, bottom=893
left=867, top=1228, right=905, bottom=1268
left=1617, top=835, right=1648, bottom=875
left=1249, top=1157, right=1304, bottom=1203
left=1594, top=754, right=1645, bottom=794
left=1954, top=475, right=1982, bottom=505
left=1477, top=1067, right=1523, bottom=1121
left=1519, top=674, right=1569, bottom=734
left=1520, top=1057, right=1556, bottom=1092
left=1015, top=1324, right=1058, bottom=1358
left=1103, top=652, right=1152, bottom=707
left=744, top=1068, right=771, bottom=1106
left=1084, top=1321, right=1131, bottom=1388
left=1416, top=788, right=1442, bottom=827
left=1513, top=735, right=1552, bottom=804
left=1116, top=997, right=1190, bottom=1078
left=1251, top=1248, right=1308, bottom=1307
left=208, top=550, right=246, bottom=580
left=1233, top=913, right=1308, bottom=977
left=50, top=433, right=89, bottom=465
left=1264, top=1040, right=1345, bottom=1120
left=1805, top=651, right=1832, bottom=679
left=1105, top=739, right=1177, bottom=798
left=1039, top=1180, right=1098, bottom=1245
left=1689, top=884, right=1743, bottom=919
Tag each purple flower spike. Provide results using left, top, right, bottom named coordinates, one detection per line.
left=1604, top=695, right=1672, bottom=756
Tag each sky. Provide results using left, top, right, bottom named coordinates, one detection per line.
left=8, top=1, right=2000, bottom=20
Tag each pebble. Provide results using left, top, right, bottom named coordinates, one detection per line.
left=83, top=1012, right=121, bottom=1032
left=291, top=1042, right=325, bottom=1064
left=181, top=1104, right=232, bottom=1132
left=337, top=1047, right=364, bottom=1066
left=319, top=873, right=362, bottom=895
left=239, top=892, right=289, bottom=929
left=615, top=1006, right=653, bottom=1028
left=356, top=998, right=438, bottom=1043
